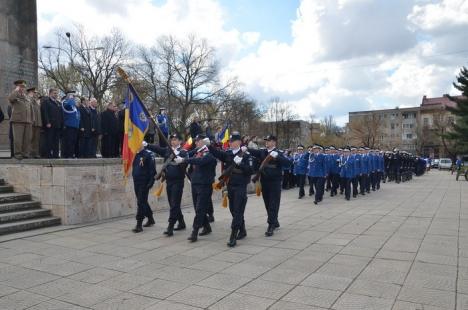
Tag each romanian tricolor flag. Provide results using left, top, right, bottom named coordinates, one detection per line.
left=220, top=125, right=230, bottom=150
left=122, top=84, right=150, bottom=177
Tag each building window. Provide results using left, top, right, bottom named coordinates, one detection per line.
left=391, top=123, right=395, bottom=130
left=423, top=118, right=429, bottom=126
left=406, top=134, right=413, bottom=139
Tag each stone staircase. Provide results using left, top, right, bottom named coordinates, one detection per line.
left=0, top=179, right=61, bottom=235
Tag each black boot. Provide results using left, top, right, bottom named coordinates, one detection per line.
left=143, top=215, right=155, bottom=227
left=208, top=214, right=215, bottom=223
left=199, top=223, right=212, bottom=236
left=227, top=229, right=238, bottom=247
left=237, top=223, right=247, bottom=240
left=174, top=218, right=186, bottom=231
left=164, top=222, right=175, bottom=236
left=188, top=228, right=199, bottom=242
left=132, top=220, right=143, bottom=233
left=265, top=224, right=274, bottom=237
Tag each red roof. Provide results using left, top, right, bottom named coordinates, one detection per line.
left=421, top=95, right=463, bottom=108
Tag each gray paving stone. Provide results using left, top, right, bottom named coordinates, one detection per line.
left=209, top=292, right=275, bottom=309
left=146, top=300, right=203, bottom=309
left=282, top=285, right=341, bottom=308
left=91, top=292, right=159, bottom=310
left=301, top=273, right=353, bottom=291
left=0, top=291, right=49, bottom=310
left=28, top=278, right=89, bottom=298
left=197, top=273, right=252, bottom=291
left=332, top=293, right=394, bottom=310
left=167, top=285, right=229, bottom=308
left=56, top=285, right=120, bottom=307
left=392, top=300, right=445, bottom=310
left=0, top=283, right=18, bottom=298
left=269, top=300, right=328, bottom=309
left=130, top=278, right=188, bottom=299
left=260, top=267, right=311, bottom=285
left=151, top=265, right=214, bottom=284
left=27, top=299, right=88, bottom=310
left=67, top=267, right=123, bottom=284
left=99, top=273, right=154, bottom=291
left=347, top=279, right=401, bottom=299
left=236, top=279, right=294, bottom=299
left=398, top=286, right=455, bottom=308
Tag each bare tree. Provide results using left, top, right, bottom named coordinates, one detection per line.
left=349, top=113, right=382, bottom=148
left=39, top=25, right=130, bottom=108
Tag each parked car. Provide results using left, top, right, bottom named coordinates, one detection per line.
left=431, top=159, right=440, bottom=168
left=438, top=158, right=452, bottom=170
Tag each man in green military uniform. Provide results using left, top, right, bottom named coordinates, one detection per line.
left=8, top=80, right=32, bottom=159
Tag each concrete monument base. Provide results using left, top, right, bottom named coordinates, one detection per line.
left=0, top=158, right=219, bottom=225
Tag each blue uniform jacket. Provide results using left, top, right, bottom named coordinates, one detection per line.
left=157, top=114, right=169, bottom=135
left=132, top=149, right=156, bottom=186
left=293, top=152, right=308, bottom=175
left=307, top=152, right=327, bottom=177
left=361, top=154, right=370, bottom=174
left=62, top=98, right=80, bottom=128
left=329, top=154, right=341, bottom=174
left=185, top=148, right=217, bottom=185
left=209, top=147, right=254, bottom=186
left=339, top=155, right=354, bottom=179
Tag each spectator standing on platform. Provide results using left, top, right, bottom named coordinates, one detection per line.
left=8, top=80, right=32, bottom=159
left=117, top=104, right=125, bottom=156
left=100, top=102, right=119, bottom=157
left=62, top=90, right=80, bottom=158
left=189, top=116, right=203, bottom=139
left=89, top=98, right=100, bottom=158
left=78, top=97, right=93, bottom=158
left=41, top=88, right=63, bottom=158
left=157, top=108, right=169, bottom=147
left=144, top=120, right=155, bottom=144
left=29, top=88, right=42, bottom=158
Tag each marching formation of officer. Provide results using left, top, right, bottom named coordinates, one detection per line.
left=133, top=129, right=422, bottom=247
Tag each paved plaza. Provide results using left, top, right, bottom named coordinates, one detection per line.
left=0, top=170, right=466, bottom=309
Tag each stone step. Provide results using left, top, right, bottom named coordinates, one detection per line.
left=0, top=217, right=61, bottom=235
left=0, top=209, right=52, bottom=224
left=0, top=193, right=31, bottom=205
left=0, top=201, right=41, bottom=213
left=0, top=185, right=14, bottom=194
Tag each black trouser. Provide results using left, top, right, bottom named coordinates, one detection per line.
left=325, top=175, right=331, bottom=191
left=228, top=183, right=248, bottom=230
left=308, top=176, right=315, bottom=194
left=191, top=184, right=211, bottom=229
left=207, top=187, right=214, bottom=217
left=261, top=179, right=282, bottom=225
left=297, top=174, right=306, bottom=197
left=63, top=127, right=78, bottom=158
left=342, top=177, right=351, bottom=199
left=376, top=171, right=382, bottom=189
left=43, top=127, right=60, bottom=158
left=394, top=168, right=401, bottom=183
left=158, top=132, right=168, bottom=148
left=330, top=173, right=340, bottom=194
left=370, top=171, right=376, bottom=190
left=282, top=171, right=291, bottom=189
left=167, top=180, right=184, bottom=224
left=289, top=171, right=296, bottom=187
left=311, top=176, right=325, bottom=202
left=134, top=181, right=152, bottom=221
left=78, top=136, right=93, bottom=158
left=101, top=134, right=117, bottom=158
left=90, top=135, right=98, bottom=158
left=352, top=177, right=359, bottom=196
left=359, top=174, right=368, bottom=194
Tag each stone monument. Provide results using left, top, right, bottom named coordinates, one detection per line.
left=0, top=0, right=38, bottom=152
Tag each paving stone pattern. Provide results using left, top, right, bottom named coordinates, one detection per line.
left=0, top=170, right=466, bottom=309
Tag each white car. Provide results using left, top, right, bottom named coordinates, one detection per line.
left=438, top=158, right=452, bottom=170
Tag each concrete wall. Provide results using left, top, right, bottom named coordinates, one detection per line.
left=0, top=0, right=38, bottom=150
left=0, top=158, right=222, bottom=225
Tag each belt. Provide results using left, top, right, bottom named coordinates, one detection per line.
left=231, top=168, right=243, bottom=174
left=264, top=164, right=278, bottom=169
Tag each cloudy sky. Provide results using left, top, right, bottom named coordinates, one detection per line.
left=37, top=0, right=468, bottom=124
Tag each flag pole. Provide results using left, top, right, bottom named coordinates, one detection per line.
left=116, top=67, right=191, bottom=180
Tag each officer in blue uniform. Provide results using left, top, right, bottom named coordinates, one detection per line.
left=247, top=135, right=291, bottom=237
left=306, top=145, right=315, bottom=196
left=145, top=133, right=188, bottom=236
left=328, top=146, right=341, bottom=197
left=209, top=132, right=254, bottom=247
left=324, top=147, right=332, bottom=192
left=308, top=144, right=327, bottom=205
left=293, top=145, right=308, bottom=199
left=156, top=107, right=170, bottom=147
left=358, top=147, right=369, bottom=195
left=339, top=147, right=354, bottom=200
left=175, top=134, right=217, bottom=242
left=376, top=150, right=384, bottom=190
left=368, top=149, right=377, bottom=191
left=392, top=148, right=402, bottom=183
left=132, top=144, right=156, bottom=233
left=350, top=147, right=360, bottom=197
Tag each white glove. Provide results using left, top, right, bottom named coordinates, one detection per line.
left=234, top=156, right=243, bottom=165
left=174, top=156, right=184, bottom=164
left=270, top=151, right=278, bottom=158
left=241, top=146, right=248, bottom=153
left=142, top=141, right=148, bottom=147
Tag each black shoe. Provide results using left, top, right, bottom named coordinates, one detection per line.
left=340, top=191, right=343, bottom=195
left=143, top=216, right=155, bottom=227
left=298, top=195, right=304, bottom=199
left=313, top=200, right=318, bottom=205
left=237, top=223, right=247, bottom=240
left=199, top=224, right=212, bottom=236
left=163, top=222, right=174, bottom=236
left=265, top=225, right=274, bottom=237
left=346, top=197, right=350, bottom=201
left=174, top=218, right=186, bottom=231
left=330, top=193, right=334, bottom=197
left=353, top=194, right=357, bottom=198
left=132, top=226, right=143, bottom=233
left=188, top=229, right=199, bottom=242
left=227, top=229, right=238, bottom=247
left=208, top=214, right=215, bottom=223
